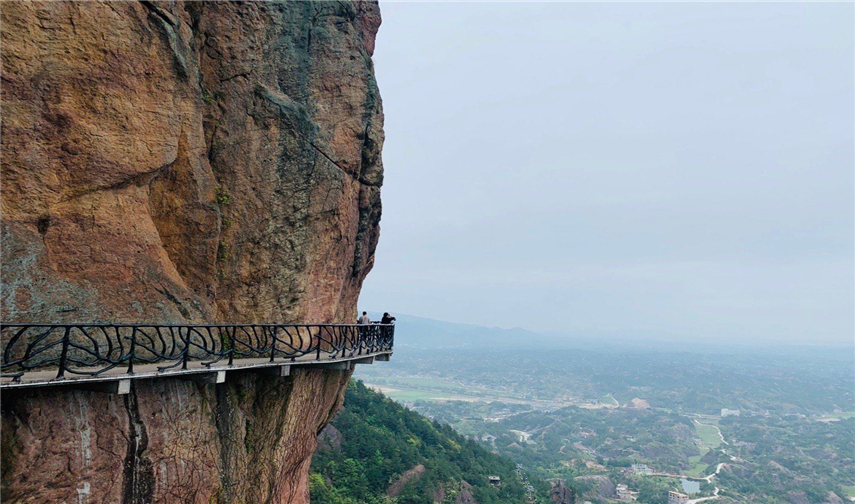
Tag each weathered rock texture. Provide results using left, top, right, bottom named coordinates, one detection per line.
left=549, top=479, right=576, bottom=504
left=386, top=464, right=426, bottom=499
left=574, top=474, right=617, bottom=502
left=0, top=1, right=384, bottom=502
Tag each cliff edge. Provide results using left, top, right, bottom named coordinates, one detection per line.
left=0, top=1, right=384, bottom=502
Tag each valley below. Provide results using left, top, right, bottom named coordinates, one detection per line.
left=354, top=315, right=855, bottom=504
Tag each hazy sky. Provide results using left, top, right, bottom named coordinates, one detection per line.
left=359, top=2, right=854, bottom=345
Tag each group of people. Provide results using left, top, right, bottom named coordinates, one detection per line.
left=357, top=312, right=396, bottom=325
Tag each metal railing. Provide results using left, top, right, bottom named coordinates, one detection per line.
left=1, top=323, right=394, bottom=383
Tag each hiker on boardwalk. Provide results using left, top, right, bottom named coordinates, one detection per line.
left=358, top=311, right=371, bottom=324
left=380, top=312, right=395, bottom=341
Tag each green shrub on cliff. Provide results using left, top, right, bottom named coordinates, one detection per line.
left=311, top=380, right=546, bottom=503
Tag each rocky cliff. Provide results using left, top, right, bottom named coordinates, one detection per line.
left=0, top=1, right=384, bottom=502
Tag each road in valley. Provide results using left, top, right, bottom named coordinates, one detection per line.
left=693, top=419, right=729, bottom=446
left=647, top=417, right=732, bottom=504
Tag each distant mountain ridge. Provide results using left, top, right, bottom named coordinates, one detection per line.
left=368, top=312, right=553, bottom=349
left=368, top=313, right=855, bottom=356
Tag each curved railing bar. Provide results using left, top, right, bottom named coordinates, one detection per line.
left=0, top=322, right=394, bottom=383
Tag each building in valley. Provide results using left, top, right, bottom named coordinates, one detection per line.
left=631, top=463, right=652, bottom=475
left=668, top=491, right=689, bottom=504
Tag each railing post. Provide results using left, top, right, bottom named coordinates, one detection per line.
left=269, top=327, right=276, bottom=363
left=56, top=326, right=70, bottom=379
left=228, top=327, right=235, bottom=366
left=361, top=325, right=367, bottom=354
left=128, top=327, right=136, bottom=374
left=366, top=325, right=373, bottom=354
left=182, top=327, right=189, bottom=370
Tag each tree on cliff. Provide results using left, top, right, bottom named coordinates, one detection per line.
left=311, top=381, right=550, bottom=503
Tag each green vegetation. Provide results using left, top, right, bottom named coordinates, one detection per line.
left=684, top=455, right=708, bottom=477
left=633, top=476, right=672, bottom=504
left=413, top=395, right=855, bottom=503
left=352, top=317, right=853, bottom=503
left=202, top=89, right=217, bottom=104
left=310, top=381, right=547, bottom=504
left=358, top=317, right=853, bottom=417
left=217, top=241, right=230, bottom=262
left=376, top=389, right=474, bottom=402
left=367, top=375, right=533, bottom=404
left=715, top=415, right=854, bottom=503
left=693, top=422, right=722, bottom=449
left=215, top=186, right=231, bottom=206
left=453, top=403, right=699, bottom=478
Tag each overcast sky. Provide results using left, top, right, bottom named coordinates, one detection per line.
left=359, top=2, right=854, bottom=345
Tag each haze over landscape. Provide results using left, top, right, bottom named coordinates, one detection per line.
left=361, top=2, right=854, bottom=345
left=1, top=2, right=853, bottom=504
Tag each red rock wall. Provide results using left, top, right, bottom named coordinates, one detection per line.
left=0, top=1, right=384, bottom=502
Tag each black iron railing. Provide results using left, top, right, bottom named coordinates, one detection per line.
left=0, top=323, right=394, bottom=383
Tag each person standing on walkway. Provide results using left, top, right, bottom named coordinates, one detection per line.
left=357, top=311, right=371, bottom=344
left=379, top=312, right=395, bottom=344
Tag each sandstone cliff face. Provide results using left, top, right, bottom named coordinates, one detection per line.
left=0, top=1, right=384, bottom=502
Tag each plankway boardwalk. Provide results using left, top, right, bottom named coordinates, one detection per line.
left=1, top=323, right=394, bottom=393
